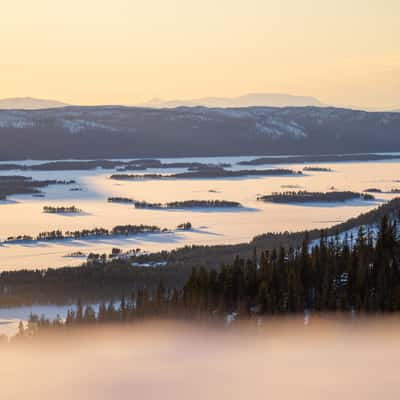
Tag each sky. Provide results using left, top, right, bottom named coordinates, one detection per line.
left=0, top=0, right=399, bottom=108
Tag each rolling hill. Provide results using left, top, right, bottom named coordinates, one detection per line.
left=0, top=106, right=399, bottom=159
left=0, top=97, right=69, bottom=110
left=139, top=93, right=324, bottom=108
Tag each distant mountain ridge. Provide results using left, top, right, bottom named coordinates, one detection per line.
left=0, top=105, right=399, bottom=160
left=0, top=97, right=69, bottom=110
left=1, top=95, right=398, bottom=112
left=139, top=93, right=325, bottom=108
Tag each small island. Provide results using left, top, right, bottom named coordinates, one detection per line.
left=303, top=166, right=333, bottom=172
left=108, top=197, right=243, bottom=209
left=43, top=205, right=82, bottom=214
left=257, top=190, right=375, bottom=203
left=134, top=200, right=243, bottom=209
left=108, top=197, right=135, bottom=204
left=363, top=188, right=383, bottom=193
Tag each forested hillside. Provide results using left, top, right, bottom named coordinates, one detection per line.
left=0, top=106, right=399, bottom=159
left=2, top=198, right=400, bottom=307
left=15, top=212, right=400, bottom=339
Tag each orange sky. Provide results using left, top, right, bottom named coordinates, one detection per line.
left=1, top=0, right=399, bottom=108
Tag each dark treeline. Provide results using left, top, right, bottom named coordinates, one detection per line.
left=1, top=155, right=399, bottom=173
left=110, top=167, right=301, bottom=181
left=363, top=188, right=400, bottom=194
left=116, top=161, right=231, bottom=171
left=43, top=205, right=81, bottom=213
left=364, top=188, right=383, bottom=193
left=5, top=224, right=164, bottom=243
left=108, top=198, right=242, bottom=208
left=239, top=154, right=400, bottom=166
left=0, top=176, right=75, bottom=200
left=108, top=197, right=135, bottom=203
left=134, top=200, right=242, bottom=209
left=258, top=191, right=374, bottom=203
left=303, top=166, right=332, bottom=172
left=16, top=212, right=400, bottom=338
left=0, top=160, right=125, bottom=171
left=0, top=159, right=231, bottom=172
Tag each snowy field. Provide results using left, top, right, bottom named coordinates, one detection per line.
left=0, top=155, right=399, bottom=271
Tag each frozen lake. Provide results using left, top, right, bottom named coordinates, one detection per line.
left=0, top=155, right=399, bottom=270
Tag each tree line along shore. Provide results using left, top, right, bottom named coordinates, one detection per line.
left=3, top=222, right=192, bottom=243
left=4, top=153, right=395, bottom=172
left=110, top=167, right=301, bottom=180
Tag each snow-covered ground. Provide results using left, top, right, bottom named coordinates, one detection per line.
left=0, top=156, right=399, bottom=270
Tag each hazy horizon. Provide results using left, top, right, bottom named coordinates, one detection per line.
left=1, top=0, right=399, bottom=109
left=0, top=92, right=398, bottom=112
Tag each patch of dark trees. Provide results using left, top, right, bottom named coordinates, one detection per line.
left=257, top=191, right=375, bottom=203
left=303, top=166, right=332, bottom=172
left=5, top=224, right=165, bottom=243
left=108, top=197, right=135, bottom=204
left=177, top=222, right=192, bottom=230
left=364, top=188, right=383, bottom=193
left=12, top=212, right=400, bottom=340
left=364, top=188, right=400, bottom=194
left=43, top=206, right=81, bottom=213
left=0, top=160, right=125, bottom=171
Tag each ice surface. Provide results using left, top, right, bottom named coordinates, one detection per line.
left=0, top=156, right=399, bottom=270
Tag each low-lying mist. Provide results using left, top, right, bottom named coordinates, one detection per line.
left=2, top=317, right=400, bottom=400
